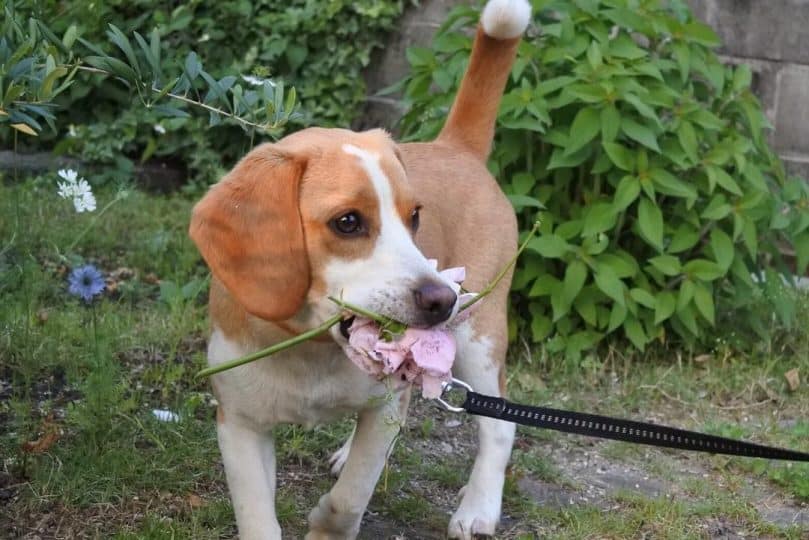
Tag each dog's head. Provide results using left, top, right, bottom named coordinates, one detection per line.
left=189, top=128, right=458, bottom=334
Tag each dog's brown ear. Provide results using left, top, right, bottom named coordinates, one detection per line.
left=189, top=143, right=309, bottom=321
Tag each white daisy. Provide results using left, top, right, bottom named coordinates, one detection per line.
left=57, top=180, right=77, bottom=199
left=72, top=180, right=96, bottom=213
left=58, top=169, right=78, bottom=183
left=56, top=169, right=96, bottom=213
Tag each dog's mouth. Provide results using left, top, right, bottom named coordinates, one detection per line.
left=339, top=316, right=355, bottom=340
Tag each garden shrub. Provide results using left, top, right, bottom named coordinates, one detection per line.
left=398, top=0, right=809, bottom=358
left=3, top=0, right=406, bottom=186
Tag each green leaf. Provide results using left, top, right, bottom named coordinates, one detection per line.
left=706, top=166, right=743, bottom=196
left=594, top=265, right=626, bottom=306
left=529, top=274, right=561, bottom=297
left=106, top=24, right=141, bottom=78
left=511, top=172, right=534, bottom=195
left=624, top=316, right=648, bottom=350
left=62, top=24, right=78, bottom=49
left=701, top=194, right=732, bottom=220
left=677, top=279, right=695, bottom=312
left=607, top=302, right=628, bottom=332
left=600, top=104, right=620, bottom=142
left=612, top=175, right=640, bottom=211
left=184, top=51, right=201, bottom=79
left=285, top=44, right=308, bottom=72
left=649, top=255, right=681, bottom=276
left=693, top=282, right=715, bottom=325
left=672, top=41, right=690, bottom=82
left=709, top=228, right=734, bottom=270
left=602, top=142, right=634, bottom=171
left=134, top=31, right=160, bottom=80
left=683, top=259, right=725, bottom=281
left=621, top=118, right=660, bottom=152
left=742, top=219, right=758, bottom=258
left=682, top=21, right=720, bottom=47
left=596, top=252, right=638, bottom=278
left=566, top=107, right=601, bottom=154
left=551, top=288, right=570, bottom=322
left=623, top=93, right=661, bottom=129
left=649, top=168, right=697, bottom=199
left=609, top=34, right=647, bottom=59
left=733, top=64, right=752, bottom=91
left=507, top=194, right=545, bottom=210
left=548, top=145, right=591, bottom=169
left=562, top=260, right=588, bottom=305
left=527, top=235, right=570, bottom=258
left=677, top=121, right=699, bottom=163
left=531, top=313, right=552, bottom=342
left=574, top=293, right=598, bottom=326
left=84, top=55, right=137, bottom=84
left=676, top=304, right=699, bottom=336
left=582, top=203, right=617, bottom=236
left=630, top=288, right=656, bottom=309
left=637, top=198, right=664, bottom=251
left=668, top=225, right=700, bottom=253
left=587, top=41, right=603, bottom=69
left=654, top=291, right=677, bottom=324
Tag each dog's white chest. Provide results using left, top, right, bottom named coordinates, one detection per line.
left=208, top=328, right=389, bottom=428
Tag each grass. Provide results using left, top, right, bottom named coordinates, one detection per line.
left=2, top=176, right=808, bottom=538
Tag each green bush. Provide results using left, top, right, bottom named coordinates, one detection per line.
left=4, top=0, right=405, bottom=186
left=399, top=0, right=809, bottom=358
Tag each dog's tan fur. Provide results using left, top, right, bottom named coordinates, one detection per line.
left=189, top=1, right=531, bottom=538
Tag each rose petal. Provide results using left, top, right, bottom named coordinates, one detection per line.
left=420, top=373, right=447, bottom=399
left=348, top=319, right=379, bottom=354
left=373, top=342, right=408, bottom=374
left=439, top=266, right=466, bottom=284
left=408, top=328, right=456, bottom=375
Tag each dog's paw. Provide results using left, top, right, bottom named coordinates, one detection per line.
left=328, top=433, right=353, bottom=477
left=307, top=493, right=362, bottom=540
left=447, top=484, right=500, bottom=539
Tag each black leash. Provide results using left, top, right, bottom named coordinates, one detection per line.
left=438, top=379, right=809, bottom=462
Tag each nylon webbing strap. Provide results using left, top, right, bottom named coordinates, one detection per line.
left=463, top=391, right=809, bottom=462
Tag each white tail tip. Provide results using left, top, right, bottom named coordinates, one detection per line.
left=481, top=0, right=531, bottom=40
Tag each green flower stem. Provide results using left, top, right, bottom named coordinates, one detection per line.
left=327, top=297, right=394, bottom=325
left=195, top=214, right=542, bottom=379
left=66, top=193, right=124, bottom=252
left=195, top=313, right=343, bottom=378
left=459, top=219, right=541, bottom=311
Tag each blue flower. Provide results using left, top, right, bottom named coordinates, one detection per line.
left=68, top=265, right=105, bottom=303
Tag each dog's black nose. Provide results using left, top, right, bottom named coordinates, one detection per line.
left=413, top=282, right=457, bottom=326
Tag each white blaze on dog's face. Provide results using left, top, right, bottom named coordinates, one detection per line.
left=297, top=131, right=458, bottom=328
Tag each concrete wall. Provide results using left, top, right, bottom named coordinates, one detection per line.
left=360, top=0, right=809, bottom=179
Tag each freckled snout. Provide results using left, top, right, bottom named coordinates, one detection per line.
left=413, top=281, right=457, bottom=327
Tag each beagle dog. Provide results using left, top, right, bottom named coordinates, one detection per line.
left=189, top=0, right=531, bottom=538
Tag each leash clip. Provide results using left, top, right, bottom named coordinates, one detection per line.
left=436, top=378, right=473, bottom=413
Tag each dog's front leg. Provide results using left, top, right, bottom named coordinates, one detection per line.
left=218, top=415, right=282, bottom=540
left=306, top=391, right=407, bottom=540
left=448, top=322, right=516, bottom=539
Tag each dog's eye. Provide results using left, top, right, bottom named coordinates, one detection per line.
left=411, top=206, right=421, bottom=234
left=330, top=211, right=365, bottom=236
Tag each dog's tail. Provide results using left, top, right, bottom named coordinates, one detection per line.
left=436, top=0, right=531, bottom=162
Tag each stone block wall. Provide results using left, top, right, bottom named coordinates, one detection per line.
left=360, top=0, right=809, bottom=179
